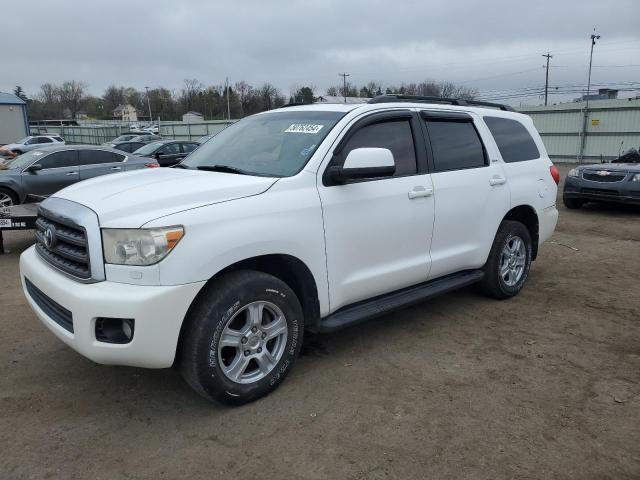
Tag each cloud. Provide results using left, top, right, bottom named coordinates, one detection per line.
left=1, top=0, right=639, bottom=104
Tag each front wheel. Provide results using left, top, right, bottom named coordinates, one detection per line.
left=480, top=220, right=532, bottom=299
left=179, top=270, right=304, bottom=405
left=0, top=188, right=18, bottom=207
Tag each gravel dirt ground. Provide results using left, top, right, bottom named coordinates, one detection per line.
left=1, top=165, right=639, bottom=480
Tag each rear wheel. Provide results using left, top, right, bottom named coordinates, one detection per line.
left=0, top=188, right=18, bottom=207
left=563, top=196, right=584, bottom=209
left=180, top=270, right=304, bottom=405
left=480, top=220, right=532, bottom=299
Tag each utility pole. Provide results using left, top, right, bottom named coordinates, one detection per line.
left=338, top=72, right=350, bottom=104
left=542, top=52, right=553, bottom=106
left=144, top=86, right=153, bottom=126
left=226, top=77, right=231, bottom=121
left=578, top=30, right=600, bottom=163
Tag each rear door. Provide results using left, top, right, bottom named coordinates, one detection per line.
left=21, top=150, right=80, bottom=197
left=78, top=150, right=127, bottom=180
left=421, top=110, right=510, bottom=280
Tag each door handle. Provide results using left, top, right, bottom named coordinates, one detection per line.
left=408, top=186, right=433, bottom=199
left=489, top=176, right=507, bottom=186
left=111, top=166, right=122, bottom=171
left=66, top=171, right=77, bottom=176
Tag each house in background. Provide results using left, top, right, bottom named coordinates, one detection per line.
left=182, top=111, right=203, bottom=123
left=112, top=104, right=139, bottom=122
left=0, top=92, right=29, bottom=145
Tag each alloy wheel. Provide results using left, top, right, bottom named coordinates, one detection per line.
left=218, top=301, right=288, bottom=384
left=500, top=235, right=526, bottom=286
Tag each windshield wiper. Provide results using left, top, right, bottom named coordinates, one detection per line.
left=196, top=165, right=252, bottom=175
left=172, top=163, right=190, bottom=169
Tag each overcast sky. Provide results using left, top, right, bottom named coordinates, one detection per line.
left=2, top=0, right=639, bottom=105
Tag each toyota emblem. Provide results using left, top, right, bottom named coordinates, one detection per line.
left=43, top=227, right=56, bottom=250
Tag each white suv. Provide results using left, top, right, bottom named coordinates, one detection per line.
left=20, top=95, right=559, bottom=405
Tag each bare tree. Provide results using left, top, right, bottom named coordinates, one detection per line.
left=181, top=79, right=204, bottom=111
left=57, top=80, right=87, bottom=119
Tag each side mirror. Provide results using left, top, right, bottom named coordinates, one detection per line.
left=328, top=148, right=395, bottom=183
left=154, top=152, right=162, bottom=159
left=26, top=164, right=43, bottom=173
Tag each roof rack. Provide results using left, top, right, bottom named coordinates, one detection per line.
left=367, top=94, right=513, bottom=111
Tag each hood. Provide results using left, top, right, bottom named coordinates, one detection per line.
left=3, top=143, right=20, bottom=150
left=582, top=163, right=640, bottom=173
left=54, top=168, right=278, bottom=228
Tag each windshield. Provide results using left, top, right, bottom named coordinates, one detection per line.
left=133, top=142, right=164, bottom=155
left=15, top=137, right=30, bottom=144
left=2, top=150, right=46, bottom=169
left=181, top=110, right=345, bottom=177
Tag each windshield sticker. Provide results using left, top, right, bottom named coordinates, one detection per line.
left=300, top=145, right=316, bottom=156
left=285, top=124, right=324, bottom=134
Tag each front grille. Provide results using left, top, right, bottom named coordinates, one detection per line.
left=581, top=187, right=619, bottom=197
left=582, top=171, right=626, bottom=183
left=35, top=213, right=91, bottom=280
left=25, top=277, right=74, bottom=333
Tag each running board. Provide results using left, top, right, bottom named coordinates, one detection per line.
left=318, top=270, right=484, bottom=333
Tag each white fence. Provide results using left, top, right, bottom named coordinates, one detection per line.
left=29, top=120, right=236, bottom=145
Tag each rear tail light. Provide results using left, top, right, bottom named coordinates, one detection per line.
left=550, top=165, right=560, bottom=185
left=144, top=163, right=160, bottom=168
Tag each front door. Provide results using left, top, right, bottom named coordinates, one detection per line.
left=21, top=150, right=80, bottom=198
left=318, top=111, right=435, bottom=312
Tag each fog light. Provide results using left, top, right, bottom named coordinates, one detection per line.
left=95, top=318, right=135, bottom=344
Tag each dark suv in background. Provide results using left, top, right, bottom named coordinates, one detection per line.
left=132, top=140, right=200, bottom=166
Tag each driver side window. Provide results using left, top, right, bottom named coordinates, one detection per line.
left=340, top=120, right=417, bottom=177
left=159, top=143, right=180, bottom=155
left=38, top=151, right=80, bottom=169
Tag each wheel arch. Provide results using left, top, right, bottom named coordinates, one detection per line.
left=503, top=205, right=539, bottom=260
left=0, top=184, right=21, bottom=205
left=175, top=254, right=321, bottom=364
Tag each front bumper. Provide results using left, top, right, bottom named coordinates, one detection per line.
left=564, top=176, right=640, bottom=205
left=20, top=246, right=205, bottom=368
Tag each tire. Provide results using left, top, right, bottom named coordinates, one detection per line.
left=563, top=196, right=583, bottom=209
left=480, top=220, right=532, bottom=299
left=179, top=270, right=304, bottom=405
left=0, top=188, right=18, bottom=207
left=11, top=150, right=23, bottom=156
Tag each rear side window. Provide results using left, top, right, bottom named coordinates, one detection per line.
left=484, top=116, right=540, bottom=163
left=341, top=119, right=417, bottom=176
left=38, top=137, right=54, bottom=144
left=53, top=137, right=64, bottom=142
left=80, top=150, right=124, bottom=165
left=425, top=120, right=486, bottom=172
left=38, top=150, right=81, bottom=169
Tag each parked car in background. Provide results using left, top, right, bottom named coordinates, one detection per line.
left=142, top=124, right=159, bottom=134
left=563, top=160, right=640, bottom=208
left=0, top=145, right=159, bottom=206
left=110, top=141, right=147, bottom=153
left=133, top=140, right=199, bottom=166
left=130, top=134, right=162, bottom=143
left=104, top=131, right=156, bottom=146
left=4, top=135, right=66, bottom=155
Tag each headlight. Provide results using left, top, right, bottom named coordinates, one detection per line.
left=568, top=168, right=579, bottom=178
left=102, top=226, right=184, bottom=265
left=631, top=173, right=640, bottom=182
